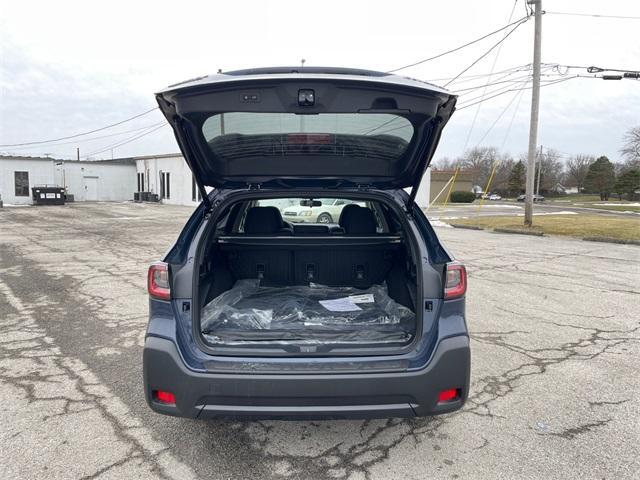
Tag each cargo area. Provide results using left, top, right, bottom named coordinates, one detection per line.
left=201, top=280, right=415, bottom=346
left=196, top=200, right=420, bottom=352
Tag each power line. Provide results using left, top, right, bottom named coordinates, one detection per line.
left=84, top=123, right=167, bottom=158
left=444, top=17, right=530, bottom=87
left=457, top=75, right=578, bottom=110
left=428, top=62, right=591, bottom=85
left=458, top=77, right=533, bottom=106
left=0, top=107, right=159, bottom=147
left=455, top=70, right=573, bottom=101
left=500, top=87, right=526, bottom=150
left=4, top=123, right=166, bottom=151
left=362, top=116, right=402, bottom=135
left=387, top=15, right=530, bottom=73
left=452, top=64, right=564, bottom=94
left=474, top=80, right=529, bottom=147
left=372, top=122, right=414, bottom=136
left=545, top=11, right=640, bottom=20
left=585, top=65, right=640, bottom=74
left=459, top=0, right=520, bottom=152
left=453, top=74, right=532, bottom=93
left=425, top=63, right=533, bottom=83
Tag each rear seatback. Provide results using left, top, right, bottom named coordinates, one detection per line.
left=220, top=206, right=398, bottom=287
left=221, top=241, right=399, bottom=287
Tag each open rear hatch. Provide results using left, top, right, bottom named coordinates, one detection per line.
left=155, top=66, right=457, bottom=207
left=156, top=67, right=456, bottom=354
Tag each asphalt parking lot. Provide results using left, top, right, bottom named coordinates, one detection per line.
left=1, top=202, right=639, bottom=480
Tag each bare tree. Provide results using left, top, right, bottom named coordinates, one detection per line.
left=487, top=154, right=515, bottom=194
left=565, top=154, right=594, bottom=191
left=458, top=146, right=498, bottom=187
left=620, top=126, right=640, bottom=164
left=431, top=157, right=457, bottom=170
left=537, top=148, right=564, bottom=193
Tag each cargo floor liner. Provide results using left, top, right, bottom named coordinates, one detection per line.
left=201, top=279, right=416, bottom=346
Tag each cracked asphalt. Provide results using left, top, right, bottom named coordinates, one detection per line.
left=1, top=202, right=639, bottom=480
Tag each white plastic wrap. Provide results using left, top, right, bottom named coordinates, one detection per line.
left=201, top=280, right=415, bottom=346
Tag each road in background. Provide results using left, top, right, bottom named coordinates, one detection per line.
left=428, top=200, right=640, bottom=221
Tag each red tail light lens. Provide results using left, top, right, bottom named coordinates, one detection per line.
left=437, top=388, right=460, bottom=403
left=153, top=390, right=176, bottom=405
left=444, top=263, right=467, bottom=300
left=148, top=262, right=170, bottom=300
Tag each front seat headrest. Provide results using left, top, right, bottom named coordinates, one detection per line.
left=244, top=206, right=291, bottom=235
left=339, top=205, right=377, bottom=235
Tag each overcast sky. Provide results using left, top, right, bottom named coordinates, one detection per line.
left=1, top=0, right=638, bottom=164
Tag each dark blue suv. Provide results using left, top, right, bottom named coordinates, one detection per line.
left=143, top=67, right=470, bottom=419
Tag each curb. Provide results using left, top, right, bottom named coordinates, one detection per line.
left=450, top=224, right=485, bottom=231
left=493, top=227, right=544, bottom=237
left=583, top=236, right=640, bottom=246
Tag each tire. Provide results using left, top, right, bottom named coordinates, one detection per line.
left=317, top=213, right=333, bottom=224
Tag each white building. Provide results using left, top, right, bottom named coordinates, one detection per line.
left=131, top=153, right=208, bottom=206
left=410, top=168, right=431, bottom=209
left=0, top=155, right=136, bottom=205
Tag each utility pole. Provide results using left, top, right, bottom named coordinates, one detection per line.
left=536, top=145, right=543, bottom=195
left=524, top=0, right=542, bottom=226
left=76, top=147, right=80, bottom=161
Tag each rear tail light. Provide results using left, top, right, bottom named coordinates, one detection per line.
left=437, top=388, right=461, bottom=403
left=148, top=262, right=170, bottom=300
left=153, top=390, right=176, bottom=405
left=444, top=262, right=467, bottom=300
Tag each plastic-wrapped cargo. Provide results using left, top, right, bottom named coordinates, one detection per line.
left=201, top=279, right=415, bottom=346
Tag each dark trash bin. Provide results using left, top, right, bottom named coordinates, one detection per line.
left=32, top=186, right=65, bottom=205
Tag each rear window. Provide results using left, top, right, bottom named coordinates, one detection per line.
left=201, top=113, right=413, bottom=161
left=256, top=197, right=367, bottom=224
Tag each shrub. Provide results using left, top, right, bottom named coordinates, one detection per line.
left=450, top=191, right=476, bottom=203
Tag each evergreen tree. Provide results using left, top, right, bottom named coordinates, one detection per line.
left=613, top=169, right=640, bottom=200
left=508, top=160, right=526, bottom=195
left=584, top=156, right=616, bottom=200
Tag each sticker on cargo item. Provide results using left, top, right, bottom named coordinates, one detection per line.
left=318, top=298, right=362, bottom=312
left=348, top=294, right=374, bottom=303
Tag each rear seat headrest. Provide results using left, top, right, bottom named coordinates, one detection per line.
left=339, top=204, right=377, bottom=235
left=338, top=204, right=360, bottom=227
left=244, top=206, right=292, bottom=235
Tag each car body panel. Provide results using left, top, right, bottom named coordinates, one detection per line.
left=144, top=334, right=469, bottom=419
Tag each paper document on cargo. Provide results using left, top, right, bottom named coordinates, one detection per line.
left=319, top=297, right=362, bottom=312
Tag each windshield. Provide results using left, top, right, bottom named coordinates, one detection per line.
left=202, top=112, right=413, bottom=162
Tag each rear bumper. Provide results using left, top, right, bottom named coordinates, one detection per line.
left=143, top=335, right=470, bottom=420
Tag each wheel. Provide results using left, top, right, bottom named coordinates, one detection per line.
left=317, top=213, right=333, bottom=223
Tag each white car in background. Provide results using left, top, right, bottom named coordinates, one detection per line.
left=281, top=198, right=363, bottom=223
left=488, top=193, right=502, bottom=201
